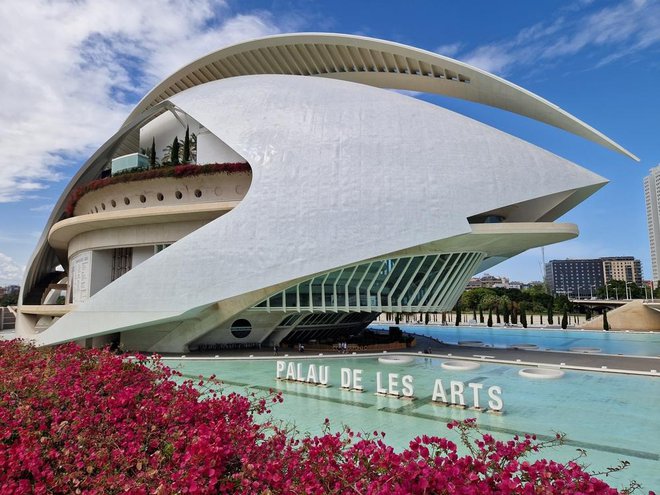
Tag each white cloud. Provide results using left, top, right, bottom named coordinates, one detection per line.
left=447, top=0, right=660, bottom=75
left=0, top=252, right=24, bottom=285
left=434, top=42, right=463, bottom=58
left=29, top=203, right=55, bottom=212
left=0, top=0, right=287, bottom=203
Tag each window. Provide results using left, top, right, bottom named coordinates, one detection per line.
left=111, top=248, right=132, bottom=281
left=154, top=244, right=171, bottom=254
left=230, top=319, right=252, bottom=338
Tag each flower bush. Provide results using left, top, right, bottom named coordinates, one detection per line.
left=0, top=340, right=643, bottom=494
left=63, top=162, right=251, bottom=217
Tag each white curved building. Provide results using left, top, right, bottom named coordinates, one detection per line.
left=17, top=33, right=635, bottom=352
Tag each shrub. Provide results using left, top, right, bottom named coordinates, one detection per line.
left=0, top=340, right=630, bottom=494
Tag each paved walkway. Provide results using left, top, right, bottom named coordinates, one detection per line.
left=162, top=335, right=660, bottom=377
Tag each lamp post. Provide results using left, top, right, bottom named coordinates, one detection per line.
left=625, top=281, right=633, bottom=300
left=577, top=286, right=581, bottom=300
left=590, top=285, right=594, bottom=299
left=605, top=283, right=609, bottom=300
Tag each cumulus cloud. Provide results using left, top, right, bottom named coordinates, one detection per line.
left=0, top=252, right=24, bottom=285
left=0, top=0, right=288, bottom=203
left=447, top=0, right=660, bottom=75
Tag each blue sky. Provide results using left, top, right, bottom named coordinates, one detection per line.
left=0, top=0, right=658, bottom=285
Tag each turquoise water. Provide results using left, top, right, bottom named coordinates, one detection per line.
left=370, top=324, right=660, bottom=357
left=167, top=356, right=660, bottom=491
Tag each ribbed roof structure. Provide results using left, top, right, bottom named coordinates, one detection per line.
left=125, top=33, right=637, bottom=161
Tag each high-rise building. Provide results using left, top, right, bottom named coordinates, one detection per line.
left=601, top=257, right=642, bottom=285
left=545, top=259, right=603, bottom=297
left=545, top=257, right=642, bottom=296
left=644, top=164, right=660, bottom=285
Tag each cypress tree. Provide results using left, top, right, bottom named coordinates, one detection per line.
left=183, top=125, right=191, bottom=163
left=472, top=307, right=477, bottom=321
left=479, top=306, right=484, bottom=324
left=455, top=304, right=461, bottom=326
left=171, top=137, right=180, bottom=165
left=603, top=309, right=610, bottom=331
left=547, top=301, right=553, bottom=325
left=561, top=307, right=568, bottom=329
left=520, top=308, right=528, bottom=328
left=150, top=137, right=156, bottom=167
left=487, top=308, right=493, bottom=327
left=496, top=306, right=501, bottom=324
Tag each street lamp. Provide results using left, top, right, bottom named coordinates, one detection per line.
left=605, top=283, right=618, bottom=300
left=590, top=285, right=594, bottom=299
left=625, top=281, right=633, bottom=300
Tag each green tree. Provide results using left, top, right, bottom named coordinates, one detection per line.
left=511, top=301, right=518, bottom=325
left=487, top=308, right=493, bottom=327
left=520, top=307, right=528, bottom=328
left=183, top=125, right=191, bottom=163
left=171, top=137, right=180, bottom=165
left=547, top=300, right=554, bottom=325
left=150, top=137, right=156, bottom=167
left=561, top=306, right=568, bottom=329
left=603, top=309, right=609, bottom=330
left=455, top=303, right=461, bottom=326
left=479, top=306, right=484, bottom=324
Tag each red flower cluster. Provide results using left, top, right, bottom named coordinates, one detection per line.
left=0, top=341, right=634, bottom=494
left=63, top=162, right=251, bottom=217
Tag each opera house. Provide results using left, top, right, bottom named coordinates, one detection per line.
left=17, top=33, right=636, bottom=352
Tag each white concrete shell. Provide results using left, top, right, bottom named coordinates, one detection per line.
left=17, top=33, right=632, bottom=352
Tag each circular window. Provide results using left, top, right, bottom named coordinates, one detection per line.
left=230, top=319, right=252, bottom=339
left=139, top=194, right=146, bottom=203
left=157, top=193, right=164, bottom=201
left=124, top=197, right=130, bottom=205
left=111, top=200, right=116, bottom=207
left=101, top=203, right=106, bottom=210
left=194, top=189, right=202, bottom=198
left=175, top=190, right=182, bottom=199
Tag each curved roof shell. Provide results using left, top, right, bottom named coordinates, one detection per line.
left=33, top=75, right=606, bottom=345
left=125, top=33, right=637, bottom=161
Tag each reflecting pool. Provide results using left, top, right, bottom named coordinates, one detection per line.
left=167, top=355, right=660, bottom=491
left=370, top=324, right=660, bottom=357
